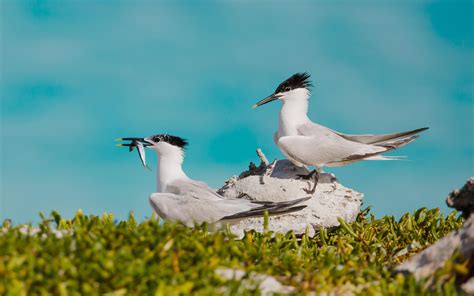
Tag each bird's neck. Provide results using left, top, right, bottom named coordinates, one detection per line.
left=278, top=98, right=309, bottom=136
left=156, top=151, right=187, bottom=192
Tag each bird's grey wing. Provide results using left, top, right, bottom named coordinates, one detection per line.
left=165, top=179, right=223, bottom=201
left=150, top=193, right=311, bottom=226
left=149, top=193, right=254, bottom=226
left=296, top=121, right=336, bottom=138
left=277, top=134, right=386, bottom=167
left=333, top=127, right=429, bottom=145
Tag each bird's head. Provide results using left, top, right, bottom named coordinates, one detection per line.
left=143, top=134, right=188, bottom=157
left=252, top=72, right=312, bottom=108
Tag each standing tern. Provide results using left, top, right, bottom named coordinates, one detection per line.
left=253, top=73, right=429, bottom=193
left=117, top=134, right=310, bottom=228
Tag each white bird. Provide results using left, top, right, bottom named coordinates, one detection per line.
left=253, top=73, right=428, bottom=193
left=117, top=134, right=310, bottom=229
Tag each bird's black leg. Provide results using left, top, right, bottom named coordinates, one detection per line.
left=306, top=171, right=319, bottom=194
left=296, top=169, right=317, bottom=180
left=297, top=169, right=320, bottom=194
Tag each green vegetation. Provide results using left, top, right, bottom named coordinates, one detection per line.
left=0, top=208, right=468, bottom=295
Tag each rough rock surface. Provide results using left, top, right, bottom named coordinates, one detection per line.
left=396, top=215, right=474, bottom=279
left=446, top=177, right=474, bottom=218
left=218, top=150, right=363, bottom=237
left=397, top=178, right=474, bottom=294
left=215, top=268, right=294, bottom=295
left=462, top=277, right=474, bottom=295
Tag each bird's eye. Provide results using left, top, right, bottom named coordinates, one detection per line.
left=284, top=87, right=291, bottom=92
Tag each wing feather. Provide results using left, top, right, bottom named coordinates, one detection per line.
left=165, top=179, right=223, bottom=201
left=149, top=193, right=255, bottom=226
left=278, top=134, right=386, bottom=167
left=149, top=194, right=311, bottom=226
left=334, top=127, right=428, bottom=145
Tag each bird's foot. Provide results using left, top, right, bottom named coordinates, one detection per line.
left=298, top=169, right=320, bottom=194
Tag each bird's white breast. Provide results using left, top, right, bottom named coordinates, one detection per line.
left=277, top=98, right=309, bottom=138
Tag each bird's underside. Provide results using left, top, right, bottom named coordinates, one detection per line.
left=275, top=124, right=428, bottom=168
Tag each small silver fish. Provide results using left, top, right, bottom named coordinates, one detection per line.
left=116, top=138, right=151, bottom=170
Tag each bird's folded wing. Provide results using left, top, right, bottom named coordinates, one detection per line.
left=295, top=121, right=332, bottom=138
left=165, top=179, right=223, bottom=201
left=278, top=135, right=386, bottom=166
left=149, top=193, right=254, bottom=226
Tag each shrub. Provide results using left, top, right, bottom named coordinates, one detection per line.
left=0, top=208, right=464, bottom=295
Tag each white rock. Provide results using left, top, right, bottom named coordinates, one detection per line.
left=215, top=267, right=295, bottom=295
left=218, top=156, right=363, bottom=237
left=462, top=277, right=474, bottom=294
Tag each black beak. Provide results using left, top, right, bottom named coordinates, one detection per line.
left=252, top=93, right=282, bottom=109
left=142, top=138, right=155, bottom=145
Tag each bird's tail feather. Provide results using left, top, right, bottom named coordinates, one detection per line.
left=221, top=196, right=311, bottom=220
left=364, top=155, right=407, bottom=161
left=376, top=135, right=420, bottom=150
left=339, top=135, right=417, bottom=163
left=338, top=127, right=428, bottom=145
left=221, top=205, right=308, bottom=220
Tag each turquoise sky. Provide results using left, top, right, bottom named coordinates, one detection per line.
left=1, top=0, right=473, bottom=223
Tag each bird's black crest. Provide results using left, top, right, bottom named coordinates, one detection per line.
left=274, top=72, right=312, bottom=93
left=150, top=134, right=188, bottom=148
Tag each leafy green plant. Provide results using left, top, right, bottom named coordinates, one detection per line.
left=0, top=208, right=465, bottom=295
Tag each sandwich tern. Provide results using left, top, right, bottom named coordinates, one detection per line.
left=117, top=134, right=310, bottom=228
left=253, top=73, right=428, bottom=193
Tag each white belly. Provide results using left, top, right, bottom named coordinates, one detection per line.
left=273, top=132, right=304, bottom=167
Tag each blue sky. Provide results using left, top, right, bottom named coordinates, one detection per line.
left=1, top=0, right=473, bottom=223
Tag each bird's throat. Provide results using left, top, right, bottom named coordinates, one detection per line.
left=279, top=99, right=309, bottom=136
left=156, top=152, right=186, bottom=192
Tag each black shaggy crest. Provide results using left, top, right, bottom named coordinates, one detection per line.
left=274, top=72, right=312, bottom=94
left=150, top=134, right=188, bottom=149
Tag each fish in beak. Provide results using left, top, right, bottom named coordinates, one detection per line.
left=116, top=138, right=151, bottom=170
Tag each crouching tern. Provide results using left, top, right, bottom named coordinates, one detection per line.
left=253, top=73, right=428, bottom=193
left=117, top=134, right=310, bottom=228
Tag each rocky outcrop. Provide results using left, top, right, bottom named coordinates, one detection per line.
left=396, top=215, right=474, bottom=279
left=218, top=149, right=363, bottom=237
left=446, top=177, right=474, bottom=218
left=397, top=177, right=474, bottom=294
